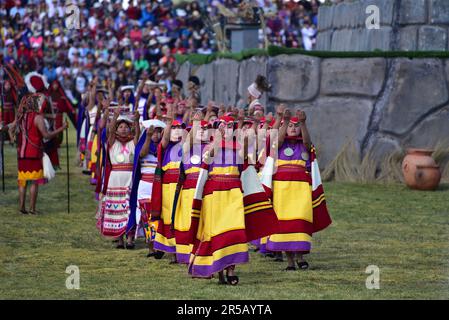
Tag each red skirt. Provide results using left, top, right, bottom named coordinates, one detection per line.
left=17, top=158, right=47, bottom=187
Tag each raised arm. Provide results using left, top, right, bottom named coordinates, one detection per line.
left=108, top=107, right=120, bottom=146
left=296, top=109, right=312, bottom=150
left=87, top=77, right=97, bottom=111
left=161, top=104, right=174, bottom=149
left=140, top=125, right=154, bottom=158
left=133, top=110, right=140, bottom=146
left=278, top=109, right=291, bottom=147
left=35, top=114, right=67, bottom=140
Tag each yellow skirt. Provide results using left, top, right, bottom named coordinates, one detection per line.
left=154, top=182, right=178, bottom=253
left=267, top=180, right=313, bottom=253
left=174, top=187, right=195, bottom=263
left=188, top=187, right=249, bottom=278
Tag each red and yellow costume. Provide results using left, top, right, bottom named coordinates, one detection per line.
left=16, top=95, right=47, bottom=187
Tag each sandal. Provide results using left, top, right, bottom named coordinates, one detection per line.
left=29, top=210, right=40, bottom=215
left=19, top=209, right=28, bottom=215
left=226, top=275, right=239, bottom=285
left=296, top=261, right=309, bottom=270
left=116, top=244, right=125, bottom=249
left=285, top=266, right=296, bottom=271
left=154, top=251, right=165, bottom=259
left=126, top=243, right=135, bottom=250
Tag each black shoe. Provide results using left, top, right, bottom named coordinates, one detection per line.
left=19, top=209, right=28, bottom=215
left=226, top=275, right=239, bottom=285
left=265, top=253, right=275, bottom=258
left=285, top=266, right=296, bottom=271
left=274, top=257, right=284, bottom=262
left=116, top=244, right=125, bottom=249
left=297, top=261, right=309, bottom=270
left=126, top=243, right=135, bottom=250
left=154, top=251, right=165, bottom=259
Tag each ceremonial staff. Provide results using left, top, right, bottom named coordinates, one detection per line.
left=0, top=66, right=5, bottom=193
left=66, top=116, right=70, bottom=214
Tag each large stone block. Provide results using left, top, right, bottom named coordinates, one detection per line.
left=399, top=0, right=428, bottom=25
left=379, top=59, right=449, bottom=135
left=298, top=97, right=373, bottom=168
left=347, top=1, right=362, bottom=28
left=418, top=26, right=448, bottom=51
left=333, top=2, right=347, bottom=29
left=192, top=63, right=215, bottom=105
left=268, top=55, right=320, bottom=102
left=317, top=5, right=334, bottom=32
left=213, top=59, right=240, bottom=107
left=237, top=56, right=268, bottom=108
left=316, top=30, right=332, bottom=51
left=398, top=26, right=418, bottom=51
left=330, top=29, right=352, bottom=51
left=321, top=58, right=386, bottom=97
left=402, top=106, right=449, bottom=149
left=430, top=0, right=449, bottom=24
left=366, top=26, right=392, bottom=51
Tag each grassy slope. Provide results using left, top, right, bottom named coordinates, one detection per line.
left=0, top=127, right=448, bottom=300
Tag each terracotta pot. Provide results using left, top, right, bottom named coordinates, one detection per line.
left=402, top=148, right=441, bottom=190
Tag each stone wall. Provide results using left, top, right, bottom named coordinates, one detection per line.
left=176, top=55, right=449, bottom=170
left=317, top=0, right=449, bottom=51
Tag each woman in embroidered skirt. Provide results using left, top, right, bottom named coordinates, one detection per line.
left=99, top=106, right=140, bottom=249
left=128, top=120, right=165, bottom=257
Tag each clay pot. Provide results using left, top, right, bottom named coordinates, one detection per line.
left=402, top=149, right=441, bottom=190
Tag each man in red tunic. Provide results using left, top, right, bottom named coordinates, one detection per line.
left=12, top=94, right=67, bottom=214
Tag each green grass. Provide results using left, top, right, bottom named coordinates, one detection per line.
left=0, top=127, right=448, bottom=300
left=175, top=45, right=449, bottom=65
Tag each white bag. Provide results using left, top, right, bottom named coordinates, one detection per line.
left=42, top=152, right=56, bottom=181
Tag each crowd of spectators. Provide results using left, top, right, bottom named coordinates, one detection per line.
left=1, top=0, right=322, bottom=103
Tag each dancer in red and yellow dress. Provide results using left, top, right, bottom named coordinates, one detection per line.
left=261, top=106, right=332, bottom=270
left=188, top=116, right=279, bottom=285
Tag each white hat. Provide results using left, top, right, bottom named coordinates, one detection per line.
left=157, top=36, right=170, bottom=44
left=149, top=39, right=158, bottom=46
left=142, top=119, right=166, bottom=129
left=24, top=72, right=49, bottom=93
left=5, top=39, right=14, bottom=46
left=120, top=85, right=134, bottom=92
left=176, top=9, right=187, bottom=17
left=248, top=83, right=262, bottom=99
left=117, top=115, right=133, bottom=123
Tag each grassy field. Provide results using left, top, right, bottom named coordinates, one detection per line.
left=0, top=127, right=448, bottom=300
